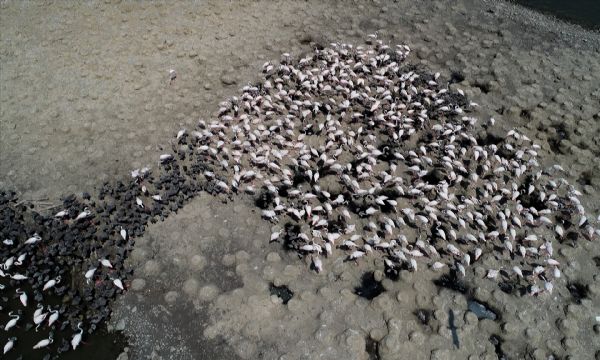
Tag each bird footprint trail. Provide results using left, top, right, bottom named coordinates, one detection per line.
left=1, top=35, right=598, bottom=357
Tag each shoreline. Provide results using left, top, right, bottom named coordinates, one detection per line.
left=507, top=0, right=600, bottom=32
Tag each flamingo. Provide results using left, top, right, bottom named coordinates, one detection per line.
left=10, top=274, right=28, bottom=281
left=99, top=259, right=113, bottom=268
left=4, top=312, right=19, bottom=331
left=33, top=311, right=48, bottom=331
left=47, top=308, right=59, bottom=327
left=55, top=209, right=68, bottom=218
left=71, top=322, right=83, bottom=350
left=33, top=334, right=53, bottom=349
left=75, top=207, right=91, bottom=220
left=16, top=289, right=27, bottom=307
left=84, top=267, right=97, bottom=283
left=24, top=233, right=41, bottom=245
left=112, top=278, right=124, bottom=291
left=14, top=253, right=26, bottom=266
left=3, top=256, right=14, bottom=270
left=3, top=337, right=16, bottom=354
left=42, top=276, right=61, bottom=291
left=33, top=304, right=44, bottom=318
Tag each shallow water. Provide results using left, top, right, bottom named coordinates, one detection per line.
left=511, top=0, right=600, bottom=30
left=0, top=296, right=126, bottom=360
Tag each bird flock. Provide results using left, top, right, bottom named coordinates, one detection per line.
left=1, top=203, right=112, bottom=355
left=2, top=35, right=599, bottom=356
left=164, top=35, right=598, bottom=294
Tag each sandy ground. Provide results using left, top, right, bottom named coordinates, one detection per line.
left=1, top=0, right=600, bottom=359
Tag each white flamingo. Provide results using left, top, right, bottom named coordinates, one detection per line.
left=4, top=337, right=16, bottom=354
left=33, top=304, right=44, bottom=318
left=84, top=267, right=97, bottom=283
left=55, top=209, right=68, bottom=218
left=24, top=233, right=41, bottom=245
left=71, top=322, right=83, bottom=350
left=75, top=207, right=91, bottom=220
left=14, top=253, right=26, bottom=266
left=3, top=256, right=14, bottom=270
left=33, top=334, right=53, bottom=349
left=33, top=311, right=48, bottom=331
left=47, top=308, right=59, bottom=327
left=4, top=312, right=19, bottom=331
left=112, top=278, right=124, bottom=291
left=16, top=288, right=27, bottom=307
left=99, top=259, right=113, bottom=268
left=42, top=276, right=61, bottom=291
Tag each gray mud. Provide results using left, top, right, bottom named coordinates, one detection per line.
left=2, top=1, right=600, bottom=359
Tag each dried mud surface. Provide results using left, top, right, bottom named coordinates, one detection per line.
left=1, top=1, right=599, bottom=359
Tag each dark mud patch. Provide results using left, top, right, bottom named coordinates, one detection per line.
left=566, top=282, right=589, bottom=304
left=473, top=80, right=491, bottom=94
left=520, top=108, right=532, bottom=120
left=422, top=168, right=447, bottom=185
left=498, top=280, right=518, bottom=295
left=449, top=70, right=465, bottom=84
left=477, top=131, right=504, bottom=147
left=433, top=271, right=469, bottom=294
left=269, top=283, right=294, bottom=304
left=414, top=308, right=432, bottom=327
left=365, top=337, right=380, bottom=360
left=254, top=190, right=275, bottom=210
left=354, top=271, right=385, bottom=300
left=548, top=122, right=570, bottom=154
left=383, top=258, right=404, bottom=281
left=281, top=223, right=302, bottom=252
left=577, top=170, right=593, bottom=187
left=489, top=334, right=508, bottom=360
